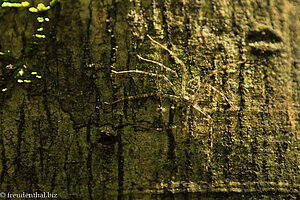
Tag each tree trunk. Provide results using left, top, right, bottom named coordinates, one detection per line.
left=0, top=0, right=299, bottom=199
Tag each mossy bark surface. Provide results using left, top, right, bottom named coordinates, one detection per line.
left=0, top=0, right=299, bottom=199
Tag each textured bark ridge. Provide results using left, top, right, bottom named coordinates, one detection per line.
left=0, top=0, right=299, bottom=199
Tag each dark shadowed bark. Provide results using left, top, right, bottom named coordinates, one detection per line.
left=0, top=0, right=299, bottom=199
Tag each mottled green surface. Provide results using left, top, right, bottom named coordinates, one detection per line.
left=0, top=0, right=299, bottom=199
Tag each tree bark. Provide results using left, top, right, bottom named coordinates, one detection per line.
left=0, top=0, right=299, bottom=199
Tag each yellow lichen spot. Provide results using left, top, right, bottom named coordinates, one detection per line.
left=37, top=27, right=43, bottom=31
left=50, top=1, right=55, bottom=7
left=18, top=69, right=24, bottom=76
left=1, top=50, right=11, bottom=56
left=23, top=64, right=28, bottom=68
left=50, top=0, right=59, bottom=7
left=36, top=75, right=42, bottom=79
left=1, top=2, right=12, bottom=7
left=37, top=17, right=44, bottom=23
left=1, top=2, right=24, bottom=7
left=37, top=3, right=50, bottom=11
left=33, top=34, right=46, bottom=39
left=24, top=80, right=31, bottom=83
left=21, top=1, right=30, bottom=7
left=11, top=3, right=22, bottom=8
left=29, top=7, right=38, bottom=12
left=31, top=72, right=38, bottom=75
left=2, top=88, right=8, bottom=92
left=17, top=79, right=24, bottom=83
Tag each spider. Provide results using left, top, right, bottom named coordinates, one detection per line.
left=109, top=35, right=246, bottom=123
left=109, top=35, right=246, bottom=170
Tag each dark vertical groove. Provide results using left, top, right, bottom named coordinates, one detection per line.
left=237, top=57, right=245, bottom=137
left=161, top=1, right=171, bottom=41
left=107, top=0, right=119, bottom=106
left=232, top=0, right=246, bottom=137
left=161, top=0, right=177, bottom=180
left=86, top=0, right=92, bottom=62
left=14, top=98, right=25, bottom=189
left=183, top=141, right=192, bottom=181
left=42, top=86, right=54, bottom=132
left=63, top=151, right=71, bottom=195
left=250, top=135, right=259, bottom=178
left=108, top=5, right=117, bottom=69
left=50, top=167, right=57, bottom=192
left=85, top=3, right=95, bottom=198
left=106, top=1, right=124, bottom=198
left=223, top=118, right=232, bottom=180
left=206, top=123, right=214, bottom=182
left=117, top=121, right=124, bottom=200
left=182, top=2, right=193, bottom=77
left=85, top=0, right=102, bottom=127
left=261, top=62, right=271, bottom=181
left=86, top=120, right=93, bottom=200
left=0, top=130, right=7, bottom=187
left=38, top=119, right=44, bottom=173
left=0, top=97, right=6, bottom=188
left=167, top=104, right=176, bottom=176
left=53, top=1, right=61, bottom=90
left=41, top=87, right=56, bottom=181
left=210, top=0, right=217, bottom=14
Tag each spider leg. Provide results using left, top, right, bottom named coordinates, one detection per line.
left=105, top=91, right=181, bottom=105
left=146, top=35, right=186, bottom=70
left=206, top=123, right=213, bottom=171
left=111, top=69, right=179, bottom=94
left=192, top=104, right=213, bottom=121
left=192, top=103, right=213, bottom=171
left=137, top=55, right=178, bottom=77
left=202, top=59, right=247, bottom=84
left=105, top=92, right=159, bottom=105
left=187, top=75, right=201, bottom=86
left=206, top=84, right=234, bottom=107
left=192, top=59, right=247, bottom=104
left=182, top=105, right=191, bottom=135
left=112, top=69, right=160, bottom=77
left=147, top=34, right=187, bottom=93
